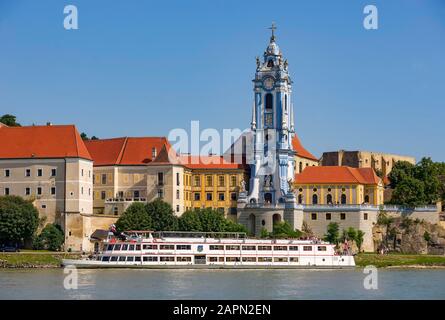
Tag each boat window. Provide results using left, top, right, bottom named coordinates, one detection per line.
left=143, top=256, right=158, bottom=262
left=258, top=257, right=272, bottom=262
left=160, top=245, right=175, bottom=250
left=160, top=257, right=175, bottom=262
left=258, top=246, right=272, bottom=251
left=114, top=244, right=121, bottom=251
left=303, top=246, right=312, bottom=251
left=225, top=257, right=240, bottom=262
left=102, top=256, right=110, bottom=262
left=118, top=256, right=126, bottom=262
left=110, top=256, right=118, bottom=262
left=241, top=245, right=256, bottom=250
left=143, top=244, right=158, bottom=250
left=209, top=245, right=224, bottom=250
left=107, top=245, right=113, bottom=251
left=317, top=246, right=327, bottom=251
left=129, top=245, right=135, bottom=251
left=208, top=257, right=218, bottom=262
left=274, top=257, right=288, bottom=262
left=135, top=244, right=141, bottom=251
left=290, top=257, right=299, bottom=262
left=103, top=244, right=108, bottom=251
left=225, top=245, right=240, bottom=251
left=273, top=246, right=287, bottom=251
left=177, top=257, right=192, bottom=262
left=242, top=257, right=256, bottom=262
left=122, top=244, right=128, bottom=251
left=176, top=245, right=191, bottom=250
left=289, top=246, right=299, bottom=251
left=135, top=256, right=141, bottom=262
left=127, top=256, right=134, bottom=262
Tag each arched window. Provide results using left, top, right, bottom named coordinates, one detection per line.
left=312, top=194, right=318, bottom=205
left=341, top=194, right=347, bottom=204
left=326, top=194, right=333, bottom=205
left=284, top=94, right=288, bottom=112
left=264, top=193, right=272, bottom=203
left=265, top=93, right=273, bottom=110
left=298, top=194, right=303, bottom=204
left=364, top=195, right=370, bottom=203
left=299, top=162, right=303, bottom=173
left=267, top=59, right=274, bottom=67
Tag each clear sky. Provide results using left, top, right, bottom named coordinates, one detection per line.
left=1, top=0, right=444, bottom=161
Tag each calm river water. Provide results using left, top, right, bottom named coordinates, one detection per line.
left=0, top=269, right=445, bottom=299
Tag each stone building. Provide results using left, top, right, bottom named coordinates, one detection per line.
left=321, top=150, right=415, bottom=177
left=83, top=136, right=170, bottom=215
left=0, top=124, right=93, bottom=251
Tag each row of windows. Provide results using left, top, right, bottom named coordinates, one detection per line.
left=100, top=255, right=303, bottom=263
left=310, top=212, right=368, bottom=221
left=100, top=256, right=192, bottom=262
left=191, top=175, right=238, bottom=188
left=213, top=257, right=300, bottom=263
left=192, top=192, right=237, bottom=202
left=209, top=245, right=326, bottom=252
left=298, top=194, right=349, bottom=205
left=3, top=186, right=57, bottom=196
left=106, top=244, right=193, bottom=251
left=105, top=244, right=327, bottom=252
left=4, top=168, right=57, bottom=178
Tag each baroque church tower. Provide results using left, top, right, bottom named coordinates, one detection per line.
left=247, top=24, right=296, bottom=205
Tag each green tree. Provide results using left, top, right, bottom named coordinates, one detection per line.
left=80, top=132, right=89, bottom=140
left=272, top=221, right=302, bottom=238
left=0, top=196, right=39, bottom=245
left=260, top=228, right=270, bottom=238
left=33, top=224, right=64, bottom=251
left=390, top=176, right=426, bottom=207
left=324, top=222, right=340, bottom=245
left=224, top=219, right=248, bottom=233
left=178, top=210, right=202, bottom=231
left=146, top=199, right=178, bottom=231
left=115, top=202, right=152, bottom=232
left=355, top=230, right=365, bottom=252
left=346, top=227, right=357, bottom=243
left=388, top=158, right=444, bottom=206
left=0, top=114, right=21, bottom=127
left=388, top=161, right=415, bottom=188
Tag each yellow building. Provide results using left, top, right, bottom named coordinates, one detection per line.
left=147, top=148, right=248, bottom=219
left=294, top=166, right=384, bottom=206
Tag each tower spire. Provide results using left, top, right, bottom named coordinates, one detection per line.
left=269, top=22, right=277, bottom=41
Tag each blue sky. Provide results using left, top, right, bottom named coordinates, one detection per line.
left=1, top=0, right=444, bottom=161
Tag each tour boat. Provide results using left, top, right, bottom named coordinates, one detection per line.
left=62, top=230, right=355, bottom=269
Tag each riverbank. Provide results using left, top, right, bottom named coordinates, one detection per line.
left=354, top=253, right=445, bottom=268
left=0, top=251, right=81, bottom=268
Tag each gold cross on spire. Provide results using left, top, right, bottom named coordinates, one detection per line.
left=269, top=22, right=276, bottom=40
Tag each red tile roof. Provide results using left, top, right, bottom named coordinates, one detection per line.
left=84, top=137, right=170, bottom=166
left=0, top=125, right=92, bottom=160
left=295, top=166, right=380, bottom=185
left=148, top=145, right=245, bottom=170
left=179, top=155, right=245, bottom=170
left=292, top=135, right=318, bottom=161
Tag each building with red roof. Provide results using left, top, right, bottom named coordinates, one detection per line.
left=0, top=124, right=93, bottom=252
left=294, top=166, right=383, bottom=206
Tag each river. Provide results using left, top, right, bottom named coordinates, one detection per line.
left=0, top=269, right=444, bottom=299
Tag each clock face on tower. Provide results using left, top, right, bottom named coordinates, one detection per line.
left=263, top=77, right=275, bottom=90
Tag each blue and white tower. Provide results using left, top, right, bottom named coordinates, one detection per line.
left=248, top=23, right=296, bottom=205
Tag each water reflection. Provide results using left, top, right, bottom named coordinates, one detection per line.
left=0, top=269, right=444, bottom=300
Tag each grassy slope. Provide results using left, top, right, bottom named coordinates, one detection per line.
left=355, top=253, right=445, bottom=268
left=0, top=252, right=81, bottom=268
